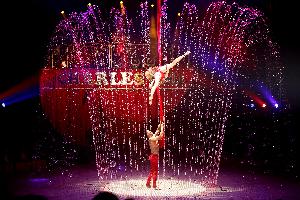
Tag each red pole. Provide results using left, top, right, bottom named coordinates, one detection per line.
left=157, top=0, right=162, bottom=66
left=156, top=0, right=165, bottom=149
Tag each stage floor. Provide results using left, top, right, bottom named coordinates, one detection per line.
left=3, top=163, right=299, bottom=200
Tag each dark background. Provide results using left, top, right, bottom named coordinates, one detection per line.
left=0, top=0, right=299, bottom=180
left=1, top=0, right=299, bottom=107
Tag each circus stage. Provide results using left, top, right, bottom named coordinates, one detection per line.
left=1, top=0, right=299, bottom=200
left=4, top=163, right=299, bottom=200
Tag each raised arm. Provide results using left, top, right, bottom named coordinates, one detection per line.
left=155, top=122, right=165, bottom=140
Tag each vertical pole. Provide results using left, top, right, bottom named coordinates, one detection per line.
left=157, top=0, right=162, bottom=124
left=157, top=0, right=162, bottom=67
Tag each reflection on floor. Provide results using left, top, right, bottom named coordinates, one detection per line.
left=3, top=163, right=299, bottom=200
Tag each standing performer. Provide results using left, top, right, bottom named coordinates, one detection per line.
left=145, top=50, right=191, bottom=105
left=146, top=122, right=165, bottom=189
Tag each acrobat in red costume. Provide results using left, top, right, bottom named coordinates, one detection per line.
left=146, top=123, right=164, bottom=188
left=144, top=51, right=190, bottom=188
left=145, top=50, right=191, bottom=148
